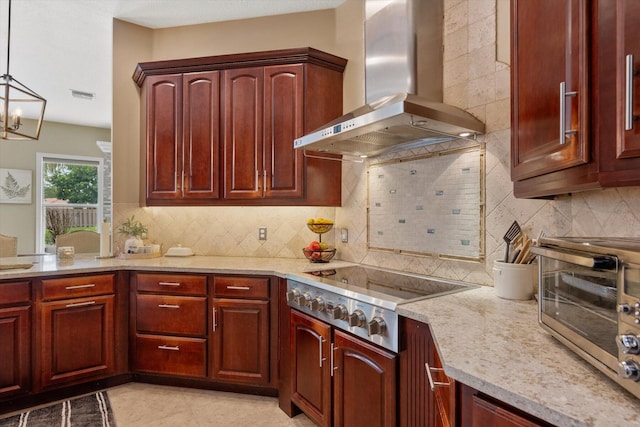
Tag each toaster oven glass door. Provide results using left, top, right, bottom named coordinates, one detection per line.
left=538, top=250, right=618, bottom=364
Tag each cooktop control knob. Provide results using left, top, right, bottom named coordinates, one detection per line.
left=617, top=360, right=640, bottom=381
left=618, top=303, right=633, bottom=315
left=309, top=296, right=326, bottom=312
left=286, top=289, right=300, bottom=303
left=348, top=310, right=366, bottom=327
left=329, top=304, right=348, bottom=320
left=617, top=334, right=640, bottom=355
left=367, top=317, right=387, bottom=336
left=295, top=292, right=312, bottom=307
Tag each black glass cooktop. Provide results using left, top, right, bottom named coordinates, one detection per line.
left=303, top=265, right=474, bottom=302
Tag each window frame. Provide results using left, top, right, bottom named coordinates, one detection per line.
left=35, top=153, right=104, bottom=253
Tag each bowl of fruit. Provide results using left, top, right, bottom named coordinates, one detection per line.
left=302, top=241, right=336, bottom=263
left=306, top=218, right=334, bottom=234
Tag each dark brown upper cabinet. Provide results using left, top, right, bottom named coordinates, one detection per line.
left=511, top=0, right=640, bottom=198
left=134, top=48, right=346, bottom=206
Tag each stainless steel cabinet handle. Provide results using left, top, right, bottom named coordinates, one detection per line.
left=66, top=300, right=96, bottom=308
left=319, top=337, right=326, bottom=368
left=263, top=169, right=267, bottom=192
left=65, top=283, right=96, bottom=290
left=158, top=345, right=180, bottom=351
left=226, top=285, right=251, bottom=291
left=560, top=81, right=578, bottom=144
left=212, top=307, right=217, bottom=332
left=158, top=304, right=180, bottom=309
left=425, top=362, right=450, bottom=392
left=626, top=54, right=635, bottom=131
left=158, top=281, right=181, bottom=287
left=331, top=343, right=338, bottom=377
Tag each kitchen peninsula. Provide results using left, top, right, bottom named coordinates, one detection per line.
left=0, top=255, right=638, bottom=426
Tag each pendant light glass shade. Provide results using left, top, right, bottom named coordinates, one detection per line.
left=0, top=0, right=46, bottom=140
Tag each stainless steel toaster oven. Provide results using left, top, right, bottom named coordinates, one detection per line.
left=532, top=237, right=640, bottom=399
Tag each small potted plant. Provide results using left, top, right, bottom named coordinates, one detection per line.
left=118, top=215, right=148, bottom=254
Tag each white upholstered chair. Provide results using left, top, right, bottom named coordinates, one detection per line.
left=56, top=230, right=100, bottom=253
left=0, top=234, right=18, bottom=257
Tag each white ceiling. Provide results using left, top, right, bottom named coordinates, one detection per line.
left=2, top=0, right=346, bottom=129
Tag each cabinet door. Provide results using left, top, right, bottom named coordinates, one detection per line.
left=40, top=295, right=114, bottom=389
left=511, top=0, right=589, bottom=181
left=432, top=343, right=454, bottom=427
left=145, top=74, right=183, bottom=200
left=618, top=0, right=640, bottom=158
left=183, top=71, right=221, bottom=199
left=595, top=0, right=640, bottom=186
left=471, top=394, right=542, bottom=427
left=212, top=298, right=270, bottom=385
left=223, top=67, right=264, bottom=199
left=263, top=64, right=304, bottom=199
left=333, top=330, right=397, bottom=427
left=399, top=317, right=435, bottom=426
left=0, top=306, right=30, bottom=398
left=290, top=310, right=332, bottom=427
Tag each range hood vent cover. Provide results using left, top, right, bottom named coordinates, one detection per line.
left=294, top=0, right=485, bottom=158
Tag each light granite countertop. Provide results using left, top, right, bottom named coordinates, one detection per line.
left=0, top=254, right=355, bottom=280
left=1, top=255, right=638, bottom=426
left=398, top=286, right=640, bottom=427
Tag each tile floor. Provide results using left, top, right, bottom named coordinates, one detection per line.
left=108, top=383, right=314, bottom=426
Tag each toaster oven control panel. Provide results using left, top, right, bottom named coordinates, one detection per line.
left=618, top=265, right=640, bottom=398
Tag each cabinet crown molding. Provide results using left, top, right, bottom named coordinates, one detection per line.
left=133, top=47, right=348, bottom=87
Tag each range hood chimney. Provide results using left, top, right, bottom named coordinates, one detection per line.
left=294, top=0, right=485, bottom=158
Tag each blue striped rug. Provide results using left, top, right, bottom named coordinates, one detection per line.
left=0, top=391, right=114, bottom=426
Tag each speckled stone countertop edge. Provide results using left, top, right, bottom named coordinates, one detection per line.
left=0, top=254, right=356, bottom=280
left=397, top=286, right=640, bottom=427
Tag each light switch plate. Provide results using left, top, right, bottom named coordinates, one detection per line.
left=340, top=228, right=348, bottom=243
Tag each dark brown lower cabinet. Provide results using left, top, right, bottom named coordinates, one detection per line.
left=0, top=305, right=31, bottom=399
left=290, top=309, right=332, bottom=427
left=333, top=330, right=396, bottom=427
left=134, top=333, right=207, bottom=377
left=211, top=298, right=270, bottom=385
left=290, top=309, right=397, bottom=427
left=399, top=317, right=454, bottom=427
left=458, top=383, right=553, bottom=427
left=40, top=294, right=115, bottom=389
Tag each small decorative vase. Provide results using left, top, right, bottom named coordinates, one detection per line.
left=124, top=236, right=144, bottom=254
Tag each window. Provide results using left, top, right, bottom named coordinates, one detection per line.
left=36, top=153, right=103, bottom=253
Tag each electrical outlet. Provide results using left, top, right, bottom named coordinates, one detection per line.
left=340, top=228, right=348, bottom=243
left=258, top=227, right=267, bottom=240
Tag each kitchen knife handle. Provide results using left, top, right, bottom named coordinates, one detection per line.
left=559, top=81, right=578, bottom=145
left=626, top=54, right=635, bottom=131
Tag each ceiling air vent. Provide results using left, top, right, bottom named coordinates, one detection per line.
left=70, top=89, right=95, bottom=100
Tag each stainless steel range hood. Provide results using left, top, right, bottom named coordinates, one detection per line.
left=294, top=0, right=485, bottom=158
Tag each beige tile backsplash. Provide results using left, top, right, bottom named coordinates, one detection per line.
left=114, top=0, right=640, bottom=287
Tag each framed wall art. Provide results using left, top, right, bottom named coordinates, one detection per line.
left=0, top=168, right=32, bottom=204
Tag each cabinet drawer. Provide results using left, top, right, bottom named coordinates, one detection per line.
left=135, top=273, right=207, bottom=295
left=136, top=294, right=207, bottom=336
left=0, top=281, right=31, bottom=305
left=134, top=333, right=207, bottom=378
left=42, top=274, right=114, bottom=301
left=214, top=276, right=269, bottom=299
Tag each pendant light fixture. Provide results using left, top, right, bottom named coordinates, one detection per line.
left=0, top=0, right=46, bottom=140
